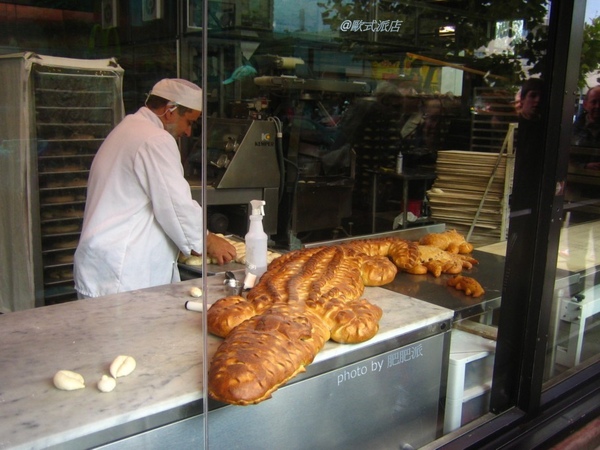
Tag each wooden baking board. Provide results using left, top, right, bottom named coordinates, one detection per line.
left=430, top=150, right=512, bottom=245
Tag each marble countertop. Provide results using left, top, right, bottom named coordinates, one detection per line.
left=0, top=274, right=452, bottom=450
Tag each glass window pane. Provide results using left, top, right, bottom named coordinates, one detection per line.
left=197, top=0, right=549, bottom=447
left=545, top=4, right=600, bottom=383
left=0, top=0, right=578, bottom=448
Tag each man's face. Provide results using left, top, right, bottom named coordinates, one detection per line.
left=165, top=108, right=201, bottom=138
left=521, top=90, right=542, bottom=120
left=583, top=88, right=600, bottom=125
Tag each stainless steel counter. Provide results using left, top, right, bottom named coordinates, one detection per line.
left=384, top=250, right=505, bottom=321
left=384, top=249, right=579, bottom=322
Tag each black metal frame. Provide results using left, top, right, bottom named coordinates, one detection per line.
left=439, top=1, right=600, bottom=447
left=489, top=0, right=582, bottom=415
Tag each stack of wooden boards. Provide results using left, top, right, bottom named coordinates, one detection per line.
left=428, top=150, right=514, bottom=246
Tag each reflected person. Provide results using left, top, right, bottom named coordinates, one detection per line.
left=573, top=85, right=600, bottom=148
left=572, top=85, right=600, bottom=170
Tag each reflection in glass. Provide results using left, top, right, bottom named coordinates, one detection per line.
left=547, top=78, right=600, bottom=384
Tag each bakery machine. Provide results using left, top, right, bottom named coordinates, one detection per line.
left=253, top=75, right=371, bottom=249
left=186, top=118, right=280, bottom=236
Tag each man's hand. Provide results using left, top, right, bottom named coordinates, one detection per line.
left=206, top=232, right=237, bottom=265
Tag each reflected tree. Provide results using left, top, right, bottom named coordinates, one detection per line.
left=317, top=0, right=549, bottom=84
left=579, top=16, right=600, bottom=89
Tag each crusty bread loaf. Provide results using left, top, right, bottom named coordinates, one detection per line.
left=404, top=245, right=478, bottom=277
left=207, top=295, right=261, bottom=338
left=208, top=246, right=371, bottom=340
left=209, top=236, right=479, bottom=405
left=207, top=239, right=416, bottom=405
left=418, top=229, right=474, bottom=254
left=207, top=234, right=477, bottom=405
left=447, top=275, right=485, bottom=297
left=208, top=304, right=330, bottom=405
left=359, top=256, right=397, bottom=286
left=340, top=237, right=420, bottom=270
left=306, top=296, right=383, bottom=344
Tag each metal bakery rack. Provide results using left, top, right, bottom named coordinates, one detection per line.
left=0, top=53, right=124, bottom=311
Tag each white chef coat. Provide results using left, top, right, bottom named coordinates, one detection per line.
left=74, top=107, right=203, bottom=297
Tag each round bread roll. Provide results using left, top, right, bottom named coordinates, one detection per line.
left=267, top=251, right=281, bottom=264
left=53, top=165, right=84, bottom=172
left=55, top=254, right=74, bottom=264
left=184, top=255, right=218, bottom=265
left=97, top=375, right=117, bottom=393
left=109, top=355, right=136, bottom=378
left=52, top=239, right=79, bottom=249
left=41, top=209, right=83, bottom=220
left=47, top=270, right=61, bottom=280
left=43, top=223, right=79, bottom=234
left=45, top=148, right=78, bottom=156
left=71, top=133, right=95, bottom=140
left=185, top=255, right=203, bottom=266
left=64, top=178, right=87, bottom=187
left=359, top=256, right=398, bottom=286
left=44, top=194, right=75, bottom=204
left=44, top=180, right=66, bottom=188
left=61, top=269, right=73, bottom=279
left=47, top=269, right=73, bottom=280
left=61, top=209, right=84, bottom=218
left=189, top=287, right=203, bottom=298
left=53, top=370, right=85, bottom=391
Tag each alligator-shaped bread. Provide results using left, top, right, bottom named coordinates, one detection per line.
left=207, top=238, right=419, bottom=405
left=207, top=234, right=479, bottom=405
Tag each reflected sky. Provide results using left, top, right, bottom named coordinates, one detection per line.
left=587, top=0, right=600, bottom=22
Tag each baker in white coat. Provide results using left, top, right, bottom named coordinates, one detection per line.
left=74, top=78, right=236, bottom=298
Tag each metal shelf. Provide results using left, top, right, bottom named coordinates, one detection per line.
left=32, top=65, right=121, bottom=304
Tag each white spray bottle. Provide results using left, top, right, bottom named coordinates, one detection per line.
left=244, top=199, right=268, bottom=286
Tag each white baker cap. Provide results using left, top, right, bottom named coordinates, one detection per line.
left=149, top=78, right=203, bottom=112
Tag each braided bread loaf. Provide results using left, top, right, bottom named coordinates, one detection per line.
left=207, top=239, right=419, bottom=405
left=209, top=304, right=330, bottom=405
